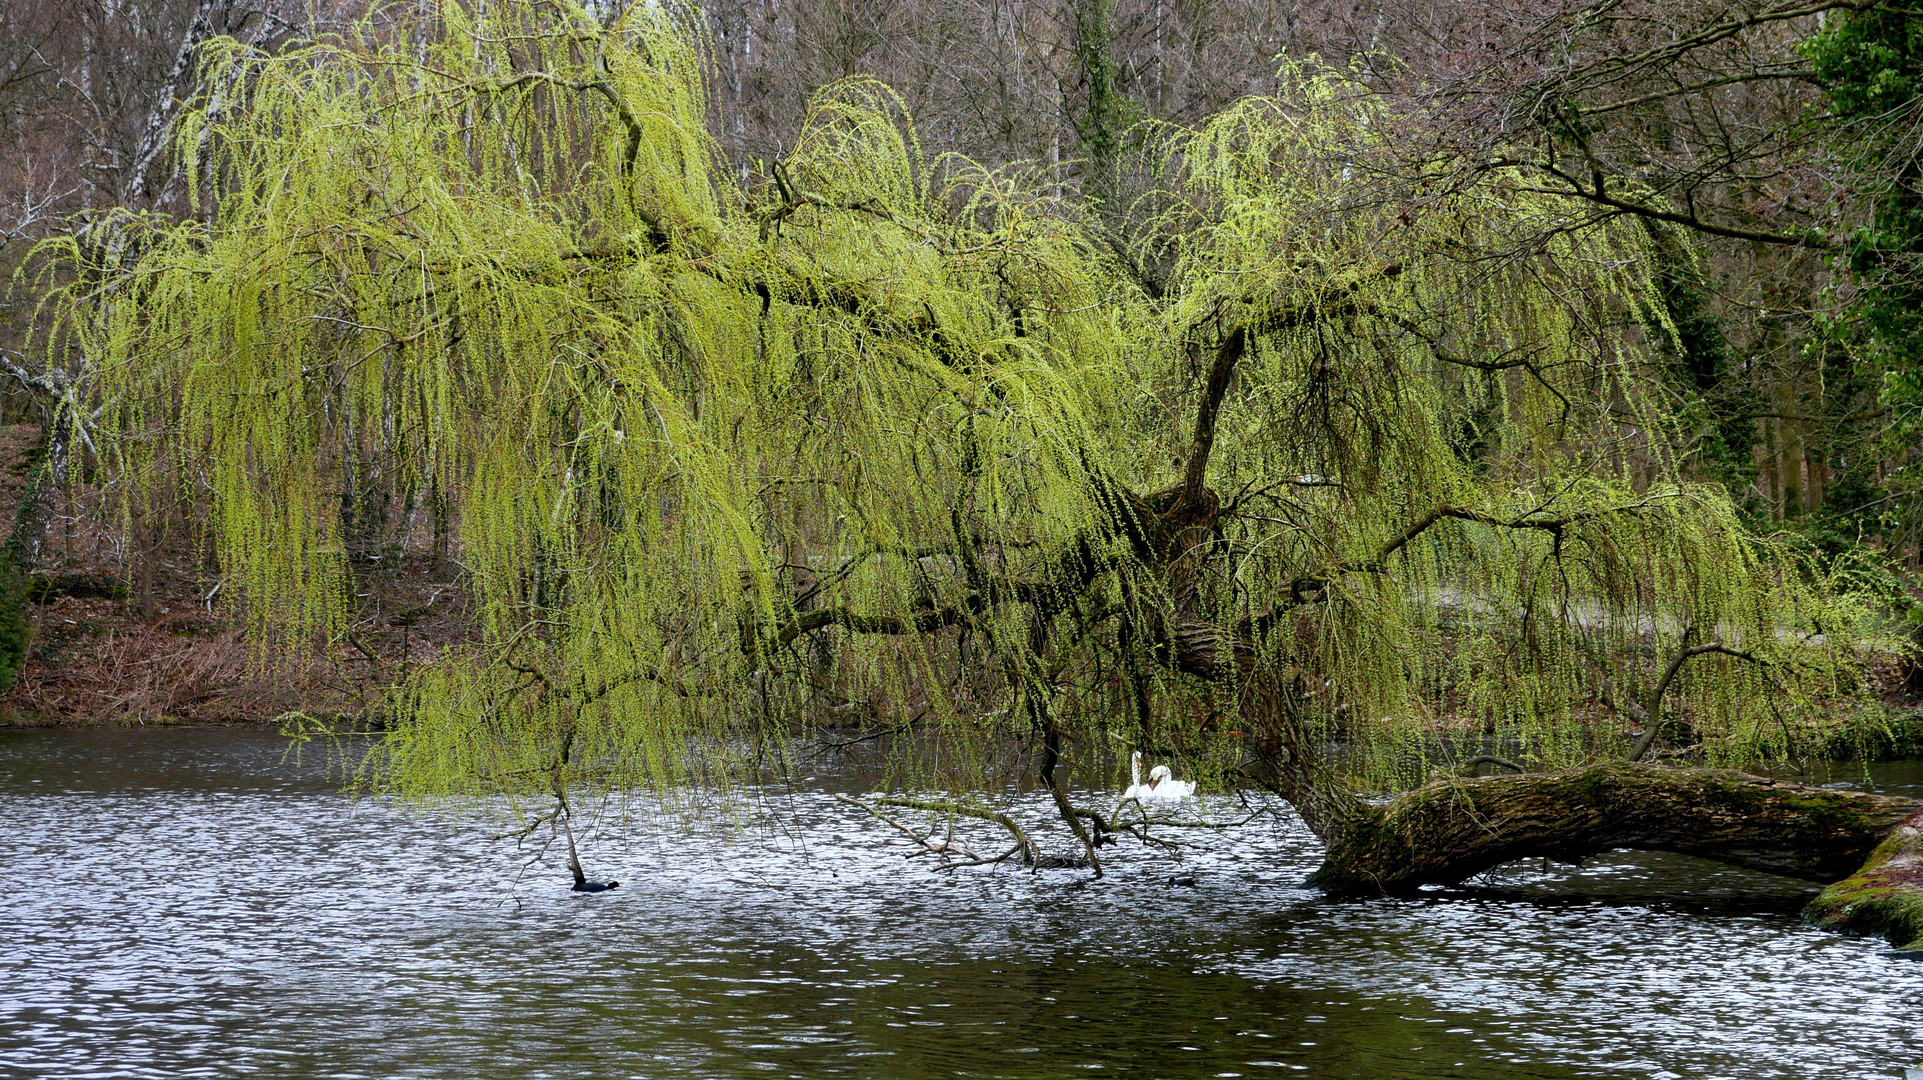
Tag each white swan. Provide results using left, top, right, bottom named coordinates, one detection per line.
left=1122, top=751, right=1154, bottom=800
left=1145, top=764, right=1195, bottom=798
left=1121, top=751, right=1195, bottom=800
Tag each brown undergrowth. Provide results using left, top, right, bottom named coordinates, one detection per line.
left=0, top=423, right=475, bottom=727
left=1, top=542, right=475, bottom=727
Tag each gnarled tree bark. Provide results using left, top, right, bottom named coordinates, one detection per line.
left=1303, top=760, right=1923, bottom=950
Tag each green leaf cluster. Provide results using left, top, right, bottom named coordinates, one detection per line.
left=1805, top=9, right=1923, bottom=430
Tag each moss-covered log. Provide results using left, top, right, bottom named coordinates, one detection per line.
left=1806, top=808, right=1923, bottom=954
left=1308, top=762, right=1921, bottom=899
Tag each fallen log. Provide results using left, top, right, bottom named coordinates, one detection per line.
left=1307, top=761, right=1923, bottom=953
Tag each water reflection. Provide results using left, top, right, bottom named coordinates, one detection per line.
left=0, top=728, right=1918, bottom=1079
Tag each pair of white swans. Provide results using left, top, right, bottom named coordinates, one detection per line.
left=1121, top=750, right=1195, bottom=801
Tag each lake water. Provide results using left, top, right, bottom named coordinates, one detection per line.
left=1, top=727, right=1919, bottom=1079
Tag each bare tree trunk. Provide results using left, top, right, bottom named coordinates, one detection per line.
left=430, top=477, right=450, bottom=570
left=0, top=434, right=58, bottom=689
left=1806, top=443, right=1826, bottom=514
left=122, top=0, right=225, bottom=204
left=1766, top=417, right=1783, bottom=517
left=0, top=352, right=79, bottom=689
left=1783, top=418, right=1805, bottom=517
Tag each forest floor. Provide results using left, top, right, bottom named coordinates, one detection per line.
left=0, top=424, right=473, bottom=727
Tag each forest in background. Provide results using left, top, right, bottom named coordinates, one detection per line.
left=4, top=1, right=1917, bottom=527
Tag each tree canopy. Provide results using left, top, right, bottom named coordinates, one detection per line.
left=43, top=1, right=1895, bottom=853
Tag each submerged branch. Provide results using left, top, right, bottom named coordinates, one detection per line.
left=835, top=793, right=980, bottom=862
left=853, top=795, right=1043, bottom=866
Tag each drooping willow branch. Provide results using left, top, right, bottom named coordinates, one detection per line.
left=1174, top=260, right=1407, bottom=520
left=1254, top=494, right=1677, bottom=623
left=1626, top=638, right=1767, bottom=763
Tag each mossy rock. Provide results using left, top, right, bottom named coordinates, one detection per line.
left=1806, top=809, right=1923, bottom=954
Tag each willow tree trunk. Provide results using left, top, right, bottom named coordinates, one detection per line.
left=1304, top=761, right=1923, bottom=952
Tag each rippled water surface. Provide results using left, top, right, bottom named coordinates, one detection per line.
left=1, top=728, right=1920, bottom=1079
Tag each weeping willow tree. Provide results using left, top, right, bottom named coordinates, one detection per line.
left=37, top=1, right=1923, bottom=938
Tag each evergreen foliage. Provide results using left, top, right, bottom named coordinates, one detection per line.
left=1804, top=10, right=1923, bottom=513
left=42, top=2, right=1890, bottom=829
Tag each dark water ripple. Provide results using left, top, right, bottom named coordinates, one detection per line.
left=0, top=728, right=1918, bottom=1079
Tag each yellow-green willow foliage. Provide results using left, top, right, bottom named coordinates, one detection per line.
left=47, top=3, right=1885, bottom=814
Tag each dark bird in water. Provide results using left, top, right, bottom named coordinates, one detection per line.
left=571, top=878, right=620, bottom=893
left=1168, top=874, right=1197, bottom=888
